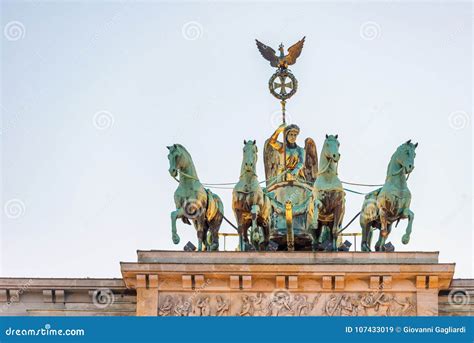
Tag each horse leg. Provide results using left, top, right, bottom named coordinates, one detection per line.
left=261, top=219, right=270, bottom=251
left=208, top=216, right=220, bottom=251
left=375, top=211, right=388, bottom=251
left=379, top=223, right=393, bottom=251
left=237, top=224, right=244, bottom=251
left=361, top=227, right=370, bottom=252
left=385, top=223, right=392, bottom=249
left=211, top=227, right=219, bottom=251
left=202, top=226, right=209, bottom=252
left=170, top=208, right=184, bottom=245
left=360, top=218, right=371, bottom=252
left=242, top=222, right=250, bottom=248
left=332, top=208, right=342, bottom=252
left=401, top=208, right=414, bottom=244
left=365, top=226, right=374, bottom=251
left=234, top=210, right=244, bottom=251
left=331, top=222, right=337, bottom=251
left=310, top=200, right=321, bottom=251
left=251, top=205, right=260, bottom=249
left=196, top=230, right=204, bottom=251
left=195, top=220, right=205, bottom=251
left=368, top=227, right=373, bottom=247
left=374, top=231, right=383, bottom=251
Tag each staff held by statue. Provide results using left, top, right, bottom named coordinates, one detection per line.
left=256, top=36, right=307, bottom=182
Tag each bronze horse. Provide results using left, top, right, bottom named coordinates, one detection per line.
left=232, top=140, right=271, bottom=251
left=311, top=135, right=346, bottom=251
left=360, top=140, right=417, bottom=251
left=167, top=144, right=224, bottom=251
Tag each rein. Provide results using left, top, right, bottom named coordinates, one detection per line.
left=317, top=156, right=337, bottom=176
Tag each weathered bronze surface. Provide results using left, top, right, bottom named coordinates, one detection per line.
left=360, top=140, right=418, bottom=251
left=262, top=123, right=318, bottom=250
left=166, top=38, right=419, bottom=253
left=232, top=140, right=272, bottom=251
left=311, top=134, right=346, bottom=251
left=255, top=37, right=306, bottom=70
left=264, top=123, right=317, bottom=185
left=167, top=144, right=224, bottom=251
left=269, top=70, right=298, bottom=101
left=256, top=37, right=306, bottom=122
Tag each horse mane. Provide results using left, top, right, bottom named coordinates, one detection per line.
left=173, top=144, right=198, bottom=177
left=386, top=142, right=414, bottom=177
left=174, top=144, right=191, bottom=158
left=318, top=135, right=339, bottom=172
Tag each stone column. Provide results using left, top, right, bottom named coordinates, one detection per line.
left=416, top=275, right=439, bottom=316
left=136, top=274, right=158, bottom=316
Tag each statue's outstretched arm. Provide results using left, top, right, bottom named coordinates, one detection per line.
left=269, top=125, right=285, bottom=152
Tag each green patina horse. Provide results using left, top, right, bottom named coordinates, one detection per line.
left=167, top=144, right=224, bottom=251
left=311, top=134, right=346, bottom=251
left=232, top=140, right=271, bottom=251
left=360, top=140, right=418, bottom=251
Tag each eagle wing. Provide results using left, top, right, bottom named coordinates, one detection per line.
left=256, top=39, right=279, bottom=68
left=264, top=138, right=281, bottom=187
left=304, top=137, right=318, bottom=184
left=285, top=36, right=306, bottom=66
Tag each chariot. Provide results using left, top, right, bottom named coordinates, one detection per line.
left=167, top=37, right=418, bottom=253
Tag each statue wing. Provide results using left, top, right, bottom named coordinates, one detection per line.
left=264, top=138, right=281, bottom=187
left=285, top=36, right=306, bottom=66
left=304, top=137, right=318, bottom=184
left=256, top=39, right=279, bottom=68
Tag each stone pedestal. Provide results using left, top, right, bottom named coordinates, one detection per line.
left=120, top=251, right=454, bottom=317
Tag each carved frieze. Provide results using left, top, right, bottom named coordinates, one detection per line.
left=158, top=291, right=415, bottom=316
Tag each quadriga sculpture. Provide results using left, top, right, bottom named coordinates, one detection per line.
left=232, top=140, right=271, bottom=251
left=167, top=144, right=224, bottom=251
left=311, top=134, right=346, bottom=251
left=360, top=140, right=418, bottom=251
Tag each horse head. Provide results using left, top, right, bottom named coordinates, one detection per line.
left=395, top=140, right=418, bottom=175
left=242, top=140, right=258, bottom=174
left=323, top=134, right=341, bottom=163
left=167, top=144, right=193, bottom=178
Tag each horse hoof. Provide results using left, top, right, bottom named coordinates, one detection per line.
left=361, top=243, right=371, bottom=252
left=172, top=234, right=180, bottom=245
left=402, top=234, right=410, bottom=244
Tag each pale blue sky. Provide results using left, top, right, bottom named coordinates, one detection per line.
left=1, top=1, right=472, bottom=277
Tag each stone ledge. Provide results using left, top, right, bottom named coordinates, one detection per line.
left=0, top=278, right=126, bottom=290
left=136, top=251, right=440, bottom=265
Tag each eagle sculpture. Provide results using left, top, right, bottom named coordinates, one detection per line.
left=256, top=37, right=306, bottom=69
